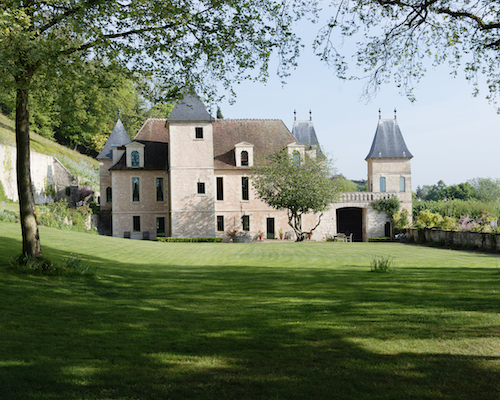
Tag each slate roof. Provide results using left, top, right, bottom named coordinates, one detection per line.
left=365, top=119, right=413, bottom=159
left=291, top=120, right=320, bottom=147
left=134, top=118, right=169, bottom=143
left=96, top=118, right=131, bottom=159
left=213, top=119, right=296, bottom=169
left=108, top=141, right=169, bottom=171
left=167, top=92, right=214, bottom=122
left=109, top=119, right=169, bottom=171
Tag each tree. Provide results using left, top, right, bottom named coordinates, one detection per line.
left=468, top=177, right=500, bottom=202
left=251, top=149, right=341, bottom=241
left=316, top=1, right=500, bottom=104
left=0, top=1, right=301, bottom=258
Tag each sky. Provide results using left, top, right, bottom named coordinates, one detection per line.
left=215, top=22, right=500, bottom=190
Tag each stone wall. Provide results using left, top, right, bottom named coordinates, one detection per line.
left=0, top=144, right=73, bottom=203
left=407, top=228, right=500, bottom=252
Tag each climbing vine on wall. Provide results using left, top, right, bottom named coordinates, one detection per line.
left=371, top=197, right=401, bottom=222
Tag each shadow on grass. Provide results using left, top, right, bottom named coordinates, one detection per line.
left=1, top=237, right=500, bottom=399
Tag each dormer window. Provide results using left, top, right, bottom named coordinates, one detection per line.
left=292, top=150, right=300, bottom=166
left=125, top=142, right=145, bottom=168
left=241, top=151, right=249, bottom=166
left=235, top=142, right=254, bottom=167
left=131, top=151, right=139, bottom=167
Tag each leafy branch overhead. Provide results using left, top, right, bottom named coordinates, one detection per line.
left=316, top=0, right=500, bottom=103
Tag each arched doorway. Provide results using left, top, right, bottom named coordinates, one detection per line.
left=336, top=207, right=363, bottom=242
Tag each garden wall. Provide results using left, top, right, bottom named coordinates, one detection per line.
left=407, top=228, right=500, bottom=252
left=0, top=144, right=73, bottom=203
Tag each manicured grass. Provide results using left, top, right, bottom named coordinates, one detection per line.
left=1, top=221, right=499, bottom=399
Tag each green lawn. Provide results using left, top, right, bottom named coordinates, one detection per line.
left=1, top=221, right=499, bottom=399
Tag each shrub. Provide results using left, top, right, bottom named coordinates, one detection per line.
left=370, top=256, right=395, bottom=273
left=413, top=210, right=443, bottom=229
left=62, top=253, right=94, bottom=276
left=0, top=208, right=18, bottom=223
left=157, top=237, right=222, bottom=243
left=10, top=254, right=59, bottom=275
left=0, top=180, right=8, bottom=202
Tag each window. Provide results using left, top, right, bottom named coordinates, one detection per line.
left=242, top=215, right=250, bottom=231
left=292, top=150, right=300, bottom=166
left=216, top=177, right=224, bottom=201
left=156, top=217, right=165, bottom=235
left=156, top=178, right=164, bottom=202
left=197, top=182, right=205, bottom=194
left=133, top=216, right=140, bottom=232
left=217, top=215, right=224, bottom=231
left=131, top=150, right=139, bottom=167
left=242, top=177, right=249, bottom=200
left=132, top=177, right=140, bottom=202
left=195, top=127, right=203, bottom=139
left=399, top=176, right=405, bottom=192
left=241, top=151, right=249, bottom=166
left=106, top=187, right=112, bottom=203
left=380, top=177, right=386, bottom=192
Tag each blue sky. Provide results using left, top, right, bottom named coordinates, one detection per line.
left=216, top=22, right=500, bottom=190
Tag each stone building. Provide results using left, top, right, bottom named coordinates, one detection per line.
left=98, top=94, right=413, bottom=241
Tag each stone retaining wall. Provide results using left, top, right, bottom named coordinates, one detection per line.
left=407, top=228, right=500, bottom=252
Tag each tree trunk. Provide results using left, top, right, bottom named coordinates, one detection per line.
left=15, top=82, right=42, bottom=258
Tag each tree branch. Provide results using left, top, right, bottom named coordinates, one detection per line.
left=36, top=0, right=105, bottom=36
left=436, top=8, right=500, bottom=31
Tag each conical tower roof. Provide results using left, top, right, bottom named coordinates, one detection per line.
left=365, top=118, right=412, bottom=159
left=291, top=120, right=321, bottom=148
left=167, top=92, right=214, bottom=122
left=97, top=118, right=131, bottom=159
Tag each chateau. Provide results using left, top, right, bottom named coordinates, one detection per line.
left=97, top=93, right=413, bottom=241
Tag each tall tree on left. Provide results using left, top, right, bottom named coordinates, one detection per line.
left=0, top=0, right=304, bottom=258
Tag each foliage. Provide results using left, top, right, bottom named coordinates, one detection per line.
left=37, top=199, right=96, bottom=233
left=413, top=210, right=445, bottom=230
left=61, top=253, right=95, bottom=276
left=0, top=208, right=18, bottom=223
left=370, top=256, right=394, bottom=273
left=414, top=199, right=500, bottom=220
left=368, top=237, right=391, bottom=242
left=468, top=177, right=500, bottom=202
left=157, top=237, right=222, bottom=243
left=332, top=175, right=359, bottom=192
left=415, top=180, right=479, bottom=202
left=251, top=149, right=341, bottom=241
left=10, top=253, right=58, bottom=275
left=10, top=252, right=95, bottom=276
left=0, top=180, right=7, bottom=201
left=317, top=1, right=500, bottom=106
left=392, top=208, right=410, bottom=232
left=371, top=197, right=401, bottom=224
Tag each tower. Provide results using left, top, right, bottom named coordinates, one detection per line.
left=167, top=92, right=216, bottom=237
left=366, top=111, right=413, bottom=215
left=96, top=115, right=131, bottom=235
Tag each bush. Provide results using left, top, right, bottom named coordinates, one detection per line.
left=10, top=254, right=59, bottom=275
left=62, top=253, right=95, bottom=276
left=157, top=237, right=222, bottom=243
left=370, top=256, right=395, bottom=273
left=368, top=237, right=391, bottom=242
left=10, top=253, right=96, bottom=277
left=0, top=208, right=18, bottom=223
left=414, top=199, right=500, bottom=219
left=0, top=180, right=8, bottom=202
